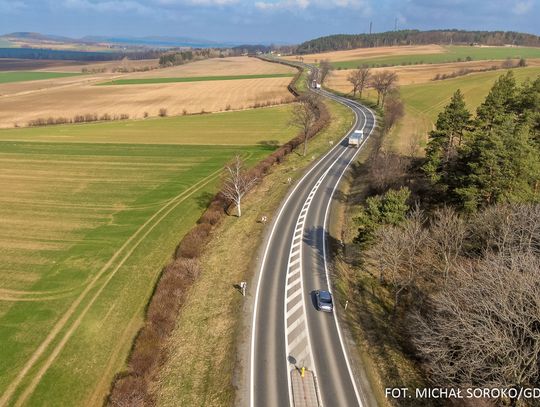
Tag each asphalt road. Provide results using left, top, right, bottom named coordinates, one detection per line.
left=250, top=73, right=377, bottom=407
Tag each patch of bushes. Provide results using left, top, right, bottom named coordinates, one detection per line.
left=27, top=113, right=130, bottom=127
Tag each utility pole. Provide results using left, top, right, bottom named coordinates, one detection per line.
left=394, top=17, right=398, bottom=31
left=369, top=21, right=372, bottom=35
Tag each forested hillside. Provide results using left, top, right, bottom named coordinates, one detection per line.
left=297, top=30, right=540, bottom=54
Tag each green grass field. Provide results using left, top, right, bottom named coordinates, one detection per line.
left=0, top=106, right=293, bottom=145
left=0, top=71, right=82, bottom=84
left=332, top=45, right=540, bottom=69
left=387, top=66, right=540, bottom=153
left=0, top=106, right=296, bottom=406
left=98, top=73, right=295, bottom=85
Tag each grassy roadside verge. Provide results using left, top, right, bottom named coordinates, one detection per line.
left=327, top=115, right=430, bottom=407
left=152, top=99, right=354, bottom=406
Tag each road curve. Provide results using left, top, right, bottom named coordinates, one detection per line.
left=249, top=67, right=377, bottom=407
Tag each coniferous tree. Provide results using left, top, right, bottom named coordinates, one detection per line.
left=455, top=74, right=540, bottom=210
left=423, top=89, right=471, bottom=184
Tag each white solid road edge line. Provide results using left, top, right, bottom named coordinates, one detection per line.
left=248, top=85, right=360, bottom=407
left=322, top=103, right=377, bottom=407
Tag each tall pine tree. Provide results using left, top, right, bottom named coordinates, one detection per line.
left=423, top=89, right=471, bottom=185
left=455, top=72, right=540, bottom=210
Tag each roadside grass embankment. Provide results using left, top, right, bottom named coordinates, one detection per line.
left=326, top=102, right=431, bottom=407
left=331, top=45, right=540, bottom=69
left=98, top=73, right=296, bottom=85
left=0, top=106, right=296, bottom=406
left=152, top=97, right=355, bottom=407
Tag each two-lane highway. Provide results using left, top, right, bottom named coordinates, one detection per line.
left=249, top=71, right=376, bottom=407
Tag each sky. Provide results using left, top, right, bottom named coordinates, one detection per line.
left=0, top=0, right=538, bottom=44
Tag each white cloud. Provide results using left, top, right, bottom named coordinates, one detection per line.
left=62, top=0, right=154, bottom=14
left=152, top=0, right=238, bottom=5
left=255, top=0, right=366, bottom=10
left=513, top=0, right=533, bottom=14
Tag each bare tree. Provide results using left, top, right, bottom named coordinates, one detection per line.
left=347, top=67, right=371, bottom=98
left=221, top=155, right=258, bottom=217
left=369, top=224, right=406, bottom=284
left=369, top=149, right=409, bottom=193
left=370, top=71, right=398, bottom=107
left=319, top=59, right=332, bottom=84
left=428, top=207, right=466, bottom=282
left=383, top=90, right=404, bottom=133
left=289, top=94, right=319, bottom=156
left=412, top=252, right=540, bottom=401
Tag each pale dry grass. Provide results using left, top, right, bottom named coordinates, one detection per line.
left=284, top=45, right=446, bottom=63
left=0, top=77, right=293, bottom=127
left=0, top=57, right=296, bottom=127
left=127, top=56, right=295, bottom=78
left=326, top=58, right=540, bottom=93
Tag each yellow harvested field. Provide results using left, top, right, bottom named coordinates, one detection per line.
left=0, top=77, right=293, bottom=128
left=326, top=58, right=540, bottom=93
left=125, top=56, right=295, bottom=78
left=0, top=57, right=296, bottom=128
left=284, top=45, right=446, bottom=63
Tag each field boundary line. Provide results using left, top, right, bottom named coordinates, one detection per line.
left=0, top=167, right=222, bottom=407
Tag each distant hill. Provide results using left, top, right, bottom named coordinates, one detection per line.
left=0, top=32, right=252, bottom=50
left=4, top=32, right=75, bottom=42
left=296, top=30, right=540, bottom=54
left=80, top=35, right=237, bottom=49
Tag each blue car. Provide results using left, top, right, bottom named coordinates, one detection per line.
left=315, top=290, right=333, bottom=312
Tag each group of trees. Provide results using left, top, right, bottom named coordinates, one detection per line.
left=424, top=71, right=540, bottom=210
left=158, top=48, right=232, bottom=67
left=296, top=29, right=540, bottom=54
left=349, top=69, right=540, bottom=405
left=346, top=67, right=399, bottom=107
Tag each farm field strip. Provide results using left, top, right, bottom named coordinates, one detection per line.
left=284, top=44, right=446, bottom=63
left=98, top=73, right=295, bottom=85
left=326, top=59, right=540, bottom=89
left=0, top=105, right=297, bottom=405
left=0, top=77, right=294, bottom=128
left=330, top=45, right=540, bottom=68
left=0, top=105, right=294, bottom=144
left=0, top=71, right=82, bottom=83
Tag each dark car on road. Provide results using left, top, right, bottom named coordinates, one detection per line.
left=315, top=290, right=333, bottom=312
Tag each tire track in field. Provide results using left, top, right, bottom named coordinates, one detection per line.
left=0, top=167, right=223, bottom=407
